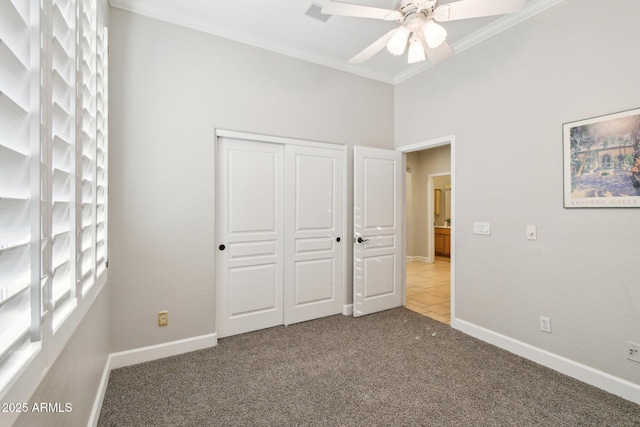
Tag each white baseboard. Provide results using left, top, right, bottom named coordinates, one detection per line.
left=88, top=355, right=112, bottom=427
left=406, top=256, right=430, bottom=263
left=109, top=333, right=218, bottom=370
left=342, top=304, right=353, bottom=316
left=88, top=333, right=218, bottom=426
left=452, top=318, right=640, bottom=405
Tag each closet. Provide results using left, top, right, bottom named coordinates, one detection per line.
left=215, top=131, right=345, bottom=338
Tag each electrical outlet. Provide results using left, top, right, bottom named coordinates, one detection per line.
left=626, top=342, right=640, bottom=363
left=158, top=311, right=169, bottom=326
left=540, top=316, right=551, bottom=333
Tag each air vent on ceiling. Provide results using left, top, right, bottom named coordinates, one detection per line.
left=305, top=3, right=331, bottom=22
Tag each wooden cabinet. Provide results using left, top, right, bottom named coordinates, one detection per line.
left=434, top=227, right=450, bottom=257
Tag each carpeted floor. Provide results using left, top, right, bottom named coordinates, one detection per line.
left=98, top=308, right=639, bottom=426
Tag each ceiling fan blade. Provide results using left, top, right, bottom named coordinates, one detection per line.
left=322, top=1, right=401, bottom=21
left=348, top=29, right=398, bottom=64
left=433, top=0, right=526, bottom=22
left=420, top=36, right=454, bottom=64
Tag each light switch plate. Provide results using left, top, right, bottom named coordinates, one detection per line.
left=527, top=225, right=537, bottom=240
left=473, top=222, right=491, bottom=235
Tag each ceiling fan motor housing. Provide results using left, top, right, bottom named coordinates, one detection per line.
left=398, top=0, right=436, bottom=17
left=398, top=0, right=437, bottom=27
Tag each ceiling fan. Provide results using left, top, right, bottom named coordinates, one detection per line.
left=321, top=0, right=527, bottom=65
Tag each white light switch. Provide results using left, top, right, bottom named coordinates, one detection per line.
left=527, top=225, right=537, bottom=240
left=473, top=222, right=491, bottom=235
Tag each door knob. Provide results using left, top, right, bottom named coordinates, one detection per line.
left=356, top=237, right=369, bottom=244
left=336, top=237, right=341, bottom=242
left=219, top=244, right=226, bottom=251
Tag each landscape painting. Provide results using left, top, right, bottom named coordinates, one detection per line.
left=563, top=108, right=640, bottom=208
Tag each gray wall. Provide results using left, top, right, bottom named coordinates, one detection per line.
left=14, top=288, right=110, bottom=427
left=108, top=9, right=394, bottom=352
left=406, top=146, right=451, bottom=258
left=395, top=0, right=640, bottom=385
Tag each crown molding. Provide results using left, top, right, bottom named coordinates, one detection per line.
left=393, top=0, right=565, bottom=84
left=110, top=0, right=564, bottom=86
left=109, top=0, right=395, bottom=84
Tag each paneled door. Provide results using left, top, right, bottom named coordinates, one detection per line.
left=284, top=145, right=344, bottom=325
left=216, top=130, right=346, bottom=338
left=353, top=146, right=403, bottom=317
left=216, top=138, right=284, bottom=337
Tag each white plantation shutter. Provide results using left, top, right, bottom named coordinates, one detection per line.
left=50, top=0, right=76, bottom=312
left=0, top=0, right=41, bottom=368
left=95, top=19, right=108, bottom=275
left=0, top=0, right=107, bottom=401
left=78, top=0, right=97, bottom=293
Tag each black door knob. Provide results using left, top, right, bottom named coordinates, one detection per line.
left=357, top=237, right=369, bottom=244
left=219, top=244, right=226, bottom=251
left=336, top=237, right=341, bottom=242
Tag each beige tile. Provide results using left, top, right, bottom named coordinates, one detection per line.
left=424, top=312, right=450, bottom=324
left=406, top=297, right=428, bottom=307
left=427, top=285, right=450, bottom=297
left=417, top=271, right=442, bottom=279
left=406, top=275, right=426, bottom=285
left=406, top=259, right=451, bottom=324
left=410, top=292, right=447, bottom=306
left=406, top=303, right=429, bottom=314
left=427, top=304, right=450, bottom=316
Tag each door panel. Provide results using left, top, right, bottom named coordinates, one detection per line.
left=229, top=263, right=278, bottom=315
left=353, top=146, right=403, bottom=317
left=284, top=145, right=343, bottom=325
left=294, top=258, right=334, bottom=304
left=217, top=138, right=284, bottom=337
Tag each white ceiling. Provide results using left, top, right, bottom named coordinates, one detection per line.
left=109, top=0, right=563, bottom=84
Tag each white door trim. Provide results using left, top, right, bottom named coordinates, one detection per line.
left=214, top=129, right=348, bottom=336
left=397, top=135, right=455, bottom=323
left=216, top=129, right=345, bottom=151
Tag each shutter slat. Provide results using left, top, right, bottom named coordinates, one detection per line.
left=0, top=198, right=31, bottom=248
left=0, top=145, right=30, bottom=199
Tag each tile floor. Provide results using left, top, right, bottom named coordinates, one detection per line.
left=405, top=258, right=451, bottom=325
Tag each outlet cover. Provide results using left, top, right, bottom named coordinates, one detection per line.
left=540, top=316, right=551, bottom=333
left=158, top=311, right=169, bottom=326
left=626, top=342, right=640, bottom=363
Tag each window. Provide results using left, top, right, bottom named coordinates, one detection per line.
left=80, top=0, right=97, bottom=295
left=0, top=0, right=108, bottom=402
left=50, top=0, right=77, bottom=319
left=95, top=17, right=108, bottom=277
left=0, top=0, right=41, bottom=385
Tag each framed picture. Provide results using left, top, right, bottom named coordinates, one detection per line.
left=563, top=107, right=640, bottom=208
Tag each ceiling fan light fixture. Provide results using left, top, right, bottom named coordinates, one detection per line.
left=422, top=19, right=447, bottom=49
left=407, top=35, right=425, bottom=64
left=386, top=26, right=410, bottom=56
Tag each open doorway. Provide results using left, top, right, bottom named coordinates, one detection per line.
left=403, top=141, right=453, bottom=325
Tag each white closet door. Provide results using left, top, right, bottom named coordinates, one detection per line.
left=216, top=138, right=284, bottom=338
left=284, top=145, right=343, bottom=325
left=353, top=146, right=403, bottom=317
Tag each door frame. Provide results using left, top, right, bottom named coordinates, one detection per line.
left=213, top=129, right=348, bottom=335
left=397, top=134, right=456, bottom=323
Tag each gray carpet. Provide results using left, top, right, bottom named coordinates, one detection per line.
left=98, top=308, right=639, bottom=426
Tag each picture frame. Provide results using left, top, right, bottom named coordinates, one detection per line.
left=563, top=107, right=640, bottom=208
